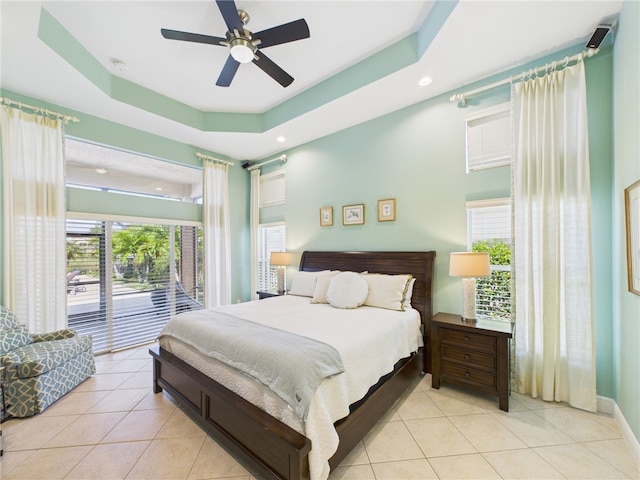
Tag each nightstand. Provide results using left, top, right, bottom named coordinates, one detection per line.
left=431, top=312, right=513, bottom=411
left=256, top=290, right=283, bottom=300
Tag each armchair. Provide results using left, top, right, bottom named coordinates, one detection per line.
left=0, top=305, right=95, bottom=418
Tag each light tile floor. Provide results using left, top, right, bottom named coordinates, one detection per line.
left=1, top=344, right=638, bottom=480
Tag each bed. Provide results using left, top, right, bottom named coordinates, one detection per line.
left=149, top=250, right=435, bottom=480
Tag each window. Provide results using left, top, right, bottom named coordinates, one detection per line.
left=467, top=198, right=511, bottom=320
left=465, top=103, right=511, bottom=172
left=257, top=222, right=286, bottom=292
left=66, top=218, right=203, bottom=353
left=259, top=170, right=286, bottom=207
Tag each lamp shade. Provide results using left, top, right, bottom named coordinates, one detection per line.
left=449, top=252, right=490, bottom=278
left=270, top=251, right=291, bottom=266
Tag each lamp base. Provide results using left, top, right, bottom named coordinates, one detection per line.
left=277, top=267, right=285, bottom=295
left=461, top=277, right=477, bottom=322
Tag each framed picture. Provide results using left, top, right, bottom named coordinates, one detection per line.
left=342, top=204, right=364, bottom=225
left=625, top=179, right=640, bottom=295
left=378, top=198, right=396, bottom=222
left=319, top=206, right=333, bottom=227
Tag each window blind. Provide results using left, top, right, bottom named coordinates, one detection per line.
left=66, top=218, right=203, bottom=353
left=466, top=103, right=511, bottom=172
left=259, top=170, right=286, bottom=207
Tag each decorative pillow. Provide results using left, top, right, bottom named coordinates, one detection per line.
left=311, top=272, right=369, bottom=304
left=310, top=274, right=336, bottom=304
left=0, top=305, right=21, bottom=331
left=288, top=270, right=331, bottom=297
left=326, top=272, right=369, bottom=309
left=0, top=324, right=32, bottom=354
left=362, top=273, right=413, bottom=311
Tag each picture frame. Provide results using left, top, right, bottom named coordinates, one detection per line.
left=319, top=206, right=333, bottom=227
left=342, top=204, right=364, bottom=225
left=378, top=198, right=396, bottom=222
left=625, top=179, right=640, bottom=295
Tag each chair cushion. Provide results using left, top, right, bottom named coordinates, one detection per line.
left=4, top=336, right=92, bottom=379
left=1, top=324, right=32, bottom=355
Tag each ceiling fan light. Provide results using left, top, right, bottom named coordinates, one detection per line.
left=230, top=38, right=255, bottom=63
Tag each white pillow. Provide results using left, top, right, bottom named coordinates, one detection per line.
left=310, top=274, right=336, bottom=304
left=326, top=272, right=369, bottom=309
left=362, top=273, right=413, bottom=311
left=404, top=277, right=416, bottom=309
left=288, top=270, right=332, bottom=297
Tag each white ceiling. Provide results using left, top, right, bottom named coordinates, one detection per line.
left=1, top=0, right=623, bottom=166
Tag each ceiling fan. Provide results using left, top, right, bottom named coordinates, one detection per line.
left=161, top=0, right=310, bottom=87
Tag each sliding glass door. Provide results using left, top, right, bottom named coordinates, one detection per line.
left=66, top=218, right=203, bottom=353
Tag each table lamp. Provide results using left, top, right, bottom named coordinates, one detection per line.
left=270, top=251, right=291, bottom=295
left=449, top=252, right=490, bottom=322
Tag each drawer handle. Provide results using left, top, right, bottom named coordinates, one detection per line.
left=464, top=336, right=470, bottom=342
left=464, top=371, right=470, bottom=378
left=464, top=354, right=470, bottom=361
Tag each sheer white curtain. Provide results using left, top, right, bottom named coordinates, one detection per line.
left=249, top=169, right=260, bottom=300
left=0, top=106, right=67, bottom=332
left=512, top=61, right=597, bottom=411
left=203, top=160, right=231, bottom=307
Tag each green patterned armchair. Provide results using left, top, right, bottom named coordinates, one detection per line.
left=0, top=305, right=95, bottom=418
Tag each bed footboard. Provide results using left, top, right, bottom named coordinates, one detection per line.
left=150, top=345, right=311, bottom=480
left=150, top=345, right=421, bottom=480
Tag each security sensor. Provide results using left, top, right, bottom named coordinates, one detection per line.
left=586, top=25, right=611, bottom=49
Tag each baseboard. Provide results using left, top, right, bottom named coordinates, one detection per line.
left=596, top=395, right=615, bottom=415
left=599, top=395, right=640, bottom=469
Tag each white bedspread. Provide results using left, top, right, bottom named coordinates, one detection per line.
left=159, top=295, right=423, bottom=480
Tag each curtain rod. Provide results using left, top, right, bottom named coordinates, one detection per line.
left=196, top=152, right=234, bottom=166
left=0, top=96, right=79, bottom=123
left=243, top=154, right=287, bottom=171
left=449, top=48, right=599, bottom=107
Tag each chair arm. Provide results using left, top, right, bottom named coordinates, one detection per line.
left=1, top=351, right=22, bottom=366
left=31, top=329, right=77, bottom=343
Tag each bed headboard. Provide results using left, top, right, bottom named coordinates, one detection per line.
left=299, top=251, right=436, bottom=372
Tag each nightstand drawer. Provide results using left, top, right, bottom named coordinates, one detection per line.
left=441, top=361, right=497, bottom=389
left=440, top=328, right=496, bottom=353
left=441, top=345, right=496, bottom=371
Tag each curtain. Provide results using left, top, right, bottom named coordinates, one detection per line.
left=202, top=160, right=231, bottom=307
left=0, top=106, right=67, bottom=332
left=249, top=169, right=260, bottom=300
left=512, top=61, right=597, bottom=411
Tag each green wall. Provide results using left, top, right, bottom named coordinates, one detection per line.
left=280, top=47, right=616, bottom=402
left=613, top=0, right=640, bottom=444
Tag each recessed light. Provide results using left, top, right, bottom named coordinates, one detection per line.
left=276, top=136, right=286, bottom=143
left=418, top=76, right=433, bottom=86
left=155, top=187, right=163, bottom=191
left=95, top=168, right=107, bottom=174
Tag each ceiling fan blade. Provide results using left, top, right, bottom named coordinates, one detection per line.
left=216, top=55, right=240, bottom=87
left=161, top=28, right=226, bottom=46
left=216, top=0, right=243, bottom=32
left=254, top=19, right=310, bottom=49
left=253, top=51, right=294, bottom=87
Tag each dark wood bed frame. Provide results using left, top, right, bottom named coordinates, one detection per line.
left=149, top=250, right=435, bottom=480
